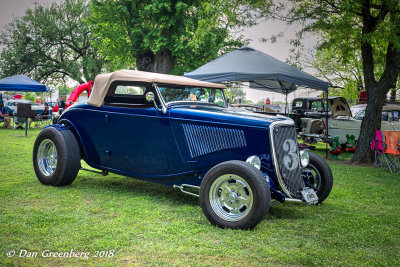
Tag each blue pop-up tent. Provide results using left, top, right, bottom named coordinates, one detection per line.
left=184, top=46, right=328, bottom=93
left=0, top=75, right=49, bottom=92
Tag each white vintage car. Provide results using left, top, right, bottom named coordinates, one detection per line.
left=4, top=99, right=46, bottom=115
left=300, top=97, right=400, bottom=144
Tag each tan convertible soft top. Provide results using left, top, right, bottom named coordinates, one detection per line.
left=87, top=70, right=226, bottom=107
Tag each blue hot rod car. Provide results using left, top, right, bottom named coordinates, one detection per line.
left=33, top=70, right=333, bottom=229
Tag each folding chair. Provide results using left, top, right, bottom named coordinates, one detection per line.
left=13, top=116, right=27, bottom=129
left=372, top=130, right=400, bottom=174
left=383, top=131, right=400, bottom=174
left=35, top=111, right=53, bottom=127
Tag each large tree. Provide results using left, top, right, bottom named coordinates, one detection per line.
left=288, top=48, right=365, bottom=104
left=266, top=0, right=400, bottom=164
left=0, top=0, right=107, bottom=85
left=88, top=0, right=267, bottom=74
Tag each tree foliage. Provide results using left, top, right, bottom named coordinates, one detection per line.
left=264, top=0, right=400, bottom=164
left=24, top=92, right=37, bottom=103
left=292, top=48, right=365, bottom=104
left=0, top=0, right=107, bottom=85
left=88, top=0, right=269, bottom=74
left=225, top=83, right=246, bottom=104
left=58, top=85, right=75, bottom=99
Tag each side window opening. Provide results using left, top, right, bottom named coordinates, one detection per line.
left=311, top=100, right=324, bottom=111
left=393, top=111, right=399, bottom=121
left=293, top=100, right=303, bottom=108
left=104, top=82, right=158, bottom=108
left=114, top=85, right=145, bottom=95
left=381, top=111, right=388, bottom=121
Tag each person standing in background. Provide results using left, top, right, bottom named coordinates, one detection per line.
left=58, top=97, right=66, bottom=109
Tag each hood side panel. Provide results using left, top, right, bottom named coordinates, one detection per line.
left=170, top=118, right=271, bottom=170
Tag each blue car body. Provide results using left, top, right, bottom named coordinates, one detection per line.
left=33, top=70, right=332, bottom=229
left=40, top=69, right=325, bottom=208
left=58, top=103, right=287, bottom=191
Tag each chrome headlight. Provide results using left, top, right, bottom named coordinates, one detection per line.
left=246, top=155, right=261, bottom=170
left=299, top=150, right=309, bottom=167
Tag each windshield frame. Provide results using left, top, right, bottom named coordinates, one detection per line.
left=154, top=83, right=228, bottom=109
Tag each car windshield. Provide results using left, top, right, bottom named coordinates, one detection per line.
left=309, top=100, right=327, bottom=111
left=354, top=109, right=400, bottom=121
left=158, top=86, right=226, bottom=107
left=354, top=109, right=365, bottom=120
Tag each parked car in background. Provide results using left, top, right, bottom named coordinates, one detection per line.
left=291, top=97, right=330, bottom=119
left=47, top=102, right=57, bottom=108
left=33, top=70, right=333, bottom=229
left=350, top=103, right=367, bottom=118
left=300, top=97, right=400, bottom=144
left=5, top=99, right=46, bottom=115
left=353, top=104, right=400, bottom=122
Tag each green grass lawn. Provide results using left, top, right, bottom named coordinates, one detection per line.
left=0, top=128, right=399, bottom=266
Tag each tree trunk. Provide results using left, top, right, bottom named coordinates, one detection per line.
left=351, top=61, right=400, bottom=164
left=351, top=86, right=385, bottom=164
left=136, top=49, right=174, bottom=74
left=351, top=3, right=400, bottom=165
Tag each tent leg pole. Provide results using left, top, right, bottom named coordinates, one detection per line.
left=325, top=91, right=329, bottom=159
left=285, top=93, right=288, bottom=115
left=25, top=119, right=28, bottom=136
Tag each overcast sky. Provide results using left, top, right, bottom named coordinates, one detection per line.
left=0, top=0, right=318, bottom=102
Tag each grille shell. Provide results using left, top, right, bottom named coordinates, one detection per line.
left=270, top=122, right=305, bottom=198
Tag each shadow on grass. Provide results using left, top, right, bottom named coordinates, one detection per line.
left=40, top=170, right=327, bottom=221
left=64, top=172, right=200, bottom=206
left=267, top=203, right=313, bottom=220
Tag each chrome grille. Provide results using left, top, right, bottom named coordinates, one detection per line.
left=182, top=124, right=247, bottom=158
left=271, top=123, right=305, bottom=198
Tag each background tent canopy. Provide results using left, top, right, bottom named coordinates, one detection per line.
left=184, top=46, right=328, bottom=94
left=0, top=74, right=49, bottom=92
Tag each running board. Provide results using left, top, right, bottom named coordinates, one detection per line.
left=173, top=184, right=200, bottom=197
left=285, top=198, right=303, bottom=203
left=80, top=168, right=108, bottom=176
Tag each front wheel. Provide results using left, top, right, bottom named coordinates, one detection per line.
left=33, top=127, right=81, bottom=186
left=302, top=152, right=333, bottom=204
left=200, top=160, right=270, bottom=229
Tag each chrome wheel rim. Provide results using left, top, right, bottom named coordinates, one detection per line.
left=37, top=139, right=57, bottom=176
left=209, top=174, right=253, bottom=222
left=302, top=164, right=321, bottom=190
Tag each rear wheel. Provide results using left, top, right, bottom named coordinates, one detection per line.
left=200, top=160, right=270, bottom=229
left=33, top=127, right=81, bottom=186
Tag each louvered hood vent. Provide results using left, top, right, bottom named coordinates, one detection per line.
left=182, top=124, right=247, bottom=158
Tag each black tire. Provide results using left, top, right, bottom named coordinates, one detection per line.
left=33, top=127, right=81, bottom=186
left=302, top=152, right=333, bottom=204
left=200, top=160, right=270, bottom=229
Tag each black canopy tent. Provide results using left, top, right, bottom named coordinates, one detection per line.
left=184, top=46, right=328, bottom=93
left=184, top=46, right=330, bottom=155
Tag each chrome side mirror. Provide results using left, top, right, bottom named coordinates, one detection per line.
left=145, top=92, right=155, bottom=102
left=146, top=91, right=165, bottom=113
